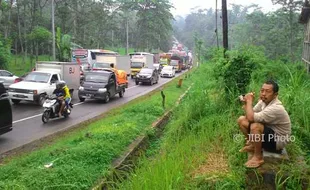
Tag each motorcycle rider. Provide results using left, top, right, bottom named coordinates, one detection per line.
left=54, top=81, right=71, bottom=117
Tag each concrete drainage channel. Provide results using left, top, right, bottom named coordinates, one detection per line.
left=92, top=85, right=193, bottom=190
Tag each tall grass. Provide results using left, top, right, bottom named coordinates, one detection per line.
left=115, top=51, right=310, bottom=189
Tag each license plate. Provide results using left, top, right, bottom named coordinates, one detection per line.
left=13, top=94, right=27, bottom=98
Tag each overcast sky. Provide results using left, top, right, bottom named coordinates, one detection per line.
left=170, top=0, right=282, bottom=16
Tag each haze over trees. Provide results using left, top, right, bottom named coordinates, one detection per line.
left=173, top=2, right=304, bottom=62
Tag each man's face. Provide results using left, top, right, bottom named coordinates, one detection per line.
left=260, top=83, right=277, bottom=104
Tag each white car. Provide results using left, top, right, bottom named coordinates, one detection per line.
left=0, top=70, right=19, bottom=89
left=160, top=66, right=175, bottom=78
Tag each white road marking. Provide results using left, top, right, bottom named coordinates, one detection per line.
left=13, top=114, right=42, bottom=124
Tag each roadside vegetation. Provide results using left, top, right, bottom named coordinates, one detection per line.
left=0, top=72, right=193, bottom=189
left=113, top=47, right=310, bottom=189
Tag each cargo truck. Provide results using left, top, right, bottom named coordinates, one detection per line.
left=95, top=55, right=131, bottom=75
left=8, top=62, right=80, bottom=106
left=130, top=54, right=154, bottom=78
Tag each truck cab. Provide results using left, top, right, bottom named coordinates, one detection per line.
left=78, top=70, right=126, bottom=103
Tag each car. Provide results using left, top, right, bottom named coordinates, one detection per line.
left=160, top=66, right=175, bottom=78
left=135, top=68, right=159, bottom=85
left=0, top=82, right=13, bottom=135
left=0, top=70, right=19, bottom=89
left=78, top=70, right=127, bottom=103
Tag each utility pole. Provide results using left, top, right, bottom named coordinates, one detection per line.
left=126, top=18, right=129, bottom=55
left=222, top=0, right=228, bottom=52
left=215, top=0, right=219, bottom=49
left=52, top=0, right=56, bottom=60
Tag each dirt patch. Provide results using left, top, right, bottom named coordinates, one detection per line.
left=191, top=146, right=229, bottom=180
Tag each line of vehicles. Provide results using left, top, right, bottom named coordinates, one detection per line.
left=0, top=44, right=193, bottom=134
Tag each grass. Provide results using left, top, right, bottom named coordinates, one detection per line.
left=0, top=71, right=193, bottom=190
left=113, top=58, right=310, bottom=189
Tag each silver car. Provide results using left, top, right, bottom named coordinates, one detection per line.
left=0, top=70, right=19, bottom=89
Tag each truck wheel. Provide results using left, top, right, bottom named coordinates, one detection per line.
left=38, top=94, right=46, bottom=106
left=12, top=99, right=21, bottom=104
left=104, top=93, right=110, bottom=103
left=135, top=81, right=139, bottom=85
left=119, top=90, right=124, bottom=98
left=79, top=97, right=85, bottom=102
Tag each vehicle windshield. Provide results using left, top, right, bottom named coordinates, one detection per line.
left=24, top=72, right=51, bottom=83
left=170, top=60, right=178, bottom=66
left=93, top=62, right=110, bottom=69
left=139, top=69, right=152, bottom=74
left=160, top=60, right=167, bottom=64
left=131, top=62, right=143, bottom=68
left=85, top=74, right=109, bottom=83
left=162, top=67, right=172, bottom=71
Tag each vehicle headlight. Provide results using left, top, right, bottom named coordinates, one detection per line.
left=98, top=88, right=107, bottom=92
left=8, top=88, right=15, bottom=92
left=29, top=90, right=38, bottom=94
left=79, top=86, right=84, bottom=91
left=136, top=74, right=140, bottom=77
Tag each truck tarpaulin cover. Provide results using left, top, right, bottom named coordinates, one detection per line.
left=116, top=70, right=128, bottom=85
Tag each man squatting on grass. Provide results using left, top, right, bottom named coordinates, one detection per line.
left=237, top=80, right=291, bottom=168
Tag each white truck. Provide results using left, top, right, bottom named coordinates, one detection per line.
left=8, top=62, right=80, bottom=106
left=95, top=55, right=131, bottom=75
left=130, top=54, right=154, bottom=78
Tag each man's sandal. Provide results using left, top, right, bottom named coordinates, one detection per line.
left=245, top=160, right=264, bottom=168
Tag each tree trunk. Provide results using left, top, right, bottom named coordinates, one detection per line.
left=23, top=3, right=27, bottom=65
left=36, top=42, right=38, bottom=61
left=17, top=0, right=24, bottom=54
left=289, top=5, right=293, bottom=62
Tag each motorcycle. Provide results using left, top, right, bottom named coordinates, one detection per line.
left=41, top=94, right=73, bottom=123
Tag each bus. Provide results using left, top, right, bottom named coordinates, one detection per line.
left=72, top=49, right=119, bottom=71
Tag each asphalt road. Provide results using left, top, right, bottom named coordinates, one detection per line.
left=0, top=72, right=185, bottom=154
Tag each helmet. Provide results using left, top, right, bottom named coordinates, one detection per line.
left=56, top=80, right=66, bottom=89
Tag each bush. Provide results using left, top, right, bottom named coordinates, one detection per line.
left=0, top=36, right=11, bottom=69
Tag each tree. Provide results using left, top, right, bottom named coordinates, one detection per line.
left=56, top=27, right=71, bottom=62
left=271, top=0, right=303, bottom=61
left=0, top=36, right=11, bottom=69
left=28, top=26, right=51, bottom=60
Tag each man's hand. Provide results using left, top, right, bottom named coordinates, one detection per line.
left=244, top=92, right=255, bottom=103
left=57, top=96, right=64, bottom=101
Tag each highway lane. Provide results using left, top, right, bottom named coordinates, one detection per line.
left=0, top=72, right=184, bottom=154
left=11, top=79, right=136, bottom=121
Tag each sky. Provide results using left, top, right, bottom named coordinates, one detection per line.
left=170, top=0, right=283, bottom=17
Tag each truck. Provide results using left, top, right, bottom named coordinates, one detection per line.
left=78, top=69, right=127, bottom=103
left=8, top=62, right=80, bottom=106
left=95, top=55, right=131, bottom=75
left=130, top=54, right=154, bottom=78
left=170, top=54, right=183, bottom=72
